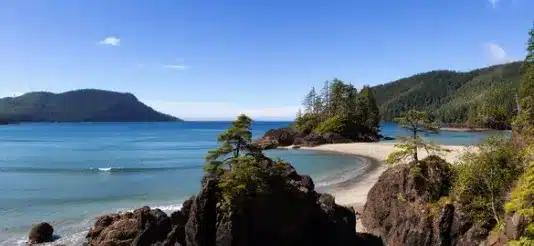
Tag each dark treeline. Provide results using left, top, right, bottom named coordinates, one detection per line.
left=295, top=78, right=380, bottom=138
left=372, top=62, right=523, bottom=129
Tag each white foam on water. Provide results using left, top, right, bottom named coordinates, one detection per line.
left=97, top=167, right=112, bottom=172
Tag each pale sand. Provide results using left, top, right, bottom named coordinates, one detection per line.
left=291, top=142, right=473, bottom=232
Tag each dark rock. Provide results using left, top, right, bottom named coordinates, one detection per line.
left=85, top=158, right=385, bottom=246
left=185, top=176, right=219, bottom=246
left=300, top=175, right=315, bottom=191
left=323, top=132, right=352, bottom=144
left=28, top=222, right=54, bottom=244
left=86, top=206, right=172, bottom=246
left=361, top=156, right=489, bottom=246
left=383, top=136, right=395, bottom=141
left=256, top=127, right=296, bottom=147
left=298, top=133, right=327, bottom=147
left=291, top=145, right=301, bottom=149
left=252, top=137, right=279, bottom=150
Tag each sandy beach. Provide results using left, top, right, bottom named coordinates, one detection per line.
left=294, top=142, right=472, bottom=232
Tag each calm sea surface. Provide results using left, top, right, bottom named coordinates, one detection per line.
left=0, top=122, right=509, bottom=245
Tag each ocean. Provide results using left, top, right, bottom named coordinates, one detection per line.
left=0, top=122, right=509, bottom=245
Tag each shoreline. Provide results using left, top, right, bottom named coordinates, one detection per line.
left=440, top=127, right=493, bottom=132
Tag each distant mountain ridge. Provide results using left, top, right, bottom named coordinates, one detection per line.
left=371, top=61, right=523, bottom=129
left=0, top=89, right=181, bottom=123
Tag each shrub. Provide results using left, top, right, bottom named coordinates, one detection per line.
left=505, top=162, right=534, bottom=244
left=313, top=114, right=347, bottom=134
left=452, top=137, right=524, bottom=224
left=217, top=156, right=290, bottom=208
left=294, top=113, right=322, bottom=134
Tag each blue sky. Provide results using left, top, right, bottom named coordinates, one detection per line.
left=1, top=0, right=533, bottom=120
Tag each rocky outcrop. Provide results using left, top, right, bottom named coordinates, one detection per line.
left=86, top=161, right=384, bottom=246
left=86, top=206, right=173, bottom=245
left=361, top=156, right=492, bottom=246
left=254, top=127, right=297, bottom=149
left=28, top=222, right=54, bottom=244
left=255, top=125, right=380, bottom=149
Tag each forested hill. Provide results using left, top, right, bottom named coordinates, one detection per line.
left=0, top=89, right=180, bottom=123
left=372, top=61, right=523, bottom=129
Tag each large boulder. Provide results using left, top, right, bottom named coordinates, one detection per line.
left=28, top=222, right=54, bottom=244
left=86, top=206, right=172, bottom=246
left=361, top=156, right=490, bottom=246
left=252, top=137, right=279, bottom=150
left=256, top=127, right=296, bottom=147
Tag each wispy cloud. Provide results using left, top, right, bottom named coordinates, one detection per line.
left=163, top=64, right=187, bottom=70
left=98, top=36, right=121, bottom=46
left=489, top=0, right=499, bottom=8
left=143, top=100, right=300, bottom=120
left=485, top=42, right=509, bottom=64
left=163, top=58, right=188, bottom=70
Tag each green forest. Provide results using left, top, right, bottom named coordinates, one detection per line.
left=372, top=61, right=523, bottom=129
left=294, top=79, right=380, bottom=139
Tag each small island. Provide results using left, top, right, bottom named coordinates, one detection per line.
left=255, top=79, right=381, bottom=149
left=0, top=89, right=181, bottom=123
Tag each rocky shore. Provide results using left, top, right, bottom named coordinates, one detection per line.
left=253, top=127, right=380, bottom=150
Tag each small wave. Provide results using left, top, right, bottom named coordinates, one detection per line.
left=0, top=166, right=200, bottom=174
left=314, top=157, right=372, bottom=188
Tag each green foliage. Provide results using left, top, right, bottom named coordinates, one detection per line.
left=217, top=156, right=290, bottom=208
left=515, top=24, right=534, bottom=142
left=293, top=113, right=322, bottom=134
left=0, top=89, right=179, bottom=122
left=505, top=162, right=534, bottom=242
left=372, top=62, right=523, bottom=129
left=452, top=137, right=524, bottom=224
left=295, top=78, right=380, bottom=139
left=387, top=110, right=447, bottom=164
left=313, top=115, right=347, bottom=134
left=204, top=114, right=261, bottom=172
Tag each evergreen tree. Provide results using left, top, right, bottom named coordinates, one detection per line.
left=329, top=79, right=346, bottom=116
left=359, top=86, right=380, bottom=131
left=320, top=81, right=331, bottom=116
left=302, top=88, right=317, bottom=113
left=204, top=114, right=262, bottom=173
left=387, top=110, right=448, bottom=164
left=515, top=23, right=534, bottom=143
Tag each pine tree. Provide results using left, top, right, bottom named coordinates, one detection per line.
left=387, top=110, right=448, bottom=164
left=359, top=86, right=380, bottom=131
left=329, top=79, right=346, bottom=116
left=204, top=114, right=262, bottom=173
left=320, top=80, right=331, bottom=116
left=303, top=88, right=317, bottom=113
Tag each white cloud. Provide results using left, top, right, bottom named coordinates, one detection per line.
left=486, top=42, right=509, bottom=64
left=489, top=0, right=499, bottom=8
left=143, top=100, right=300, bottom=120
left=98, top=36, right=121, bottom=46
left=163, top=64, right=187, bottom=70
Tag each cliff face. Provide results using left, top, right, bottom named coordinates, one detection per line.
left=0, top=89, right=180, bottom=122
left=85, top=160, right=384, bottom=246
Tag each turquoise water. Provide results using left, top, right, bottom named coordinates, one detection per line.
left=0, top=122, right=508, bottom=245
